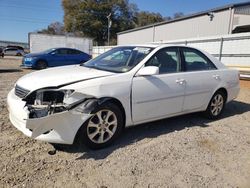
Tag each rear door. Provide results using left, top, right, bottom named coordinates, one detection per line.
left=49, top=49, right=68, bottom=66
left=66, top=49, right=82, bottom=64
left=180, top=47, right=221, bottom=111
left=4, top=48, right=16, bottom=56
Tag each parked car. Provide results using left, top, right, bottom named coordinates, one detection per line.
left=0, top=47, right=4, bottom=58
left=7, top=45, right=240, bottom=149
left=21, top=47, right=91, bottom=69
left=3, top=47, right=25, bottom=56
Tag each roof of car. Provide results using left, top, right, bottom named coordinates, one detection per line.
left=117, top=44, right=185, bottom=48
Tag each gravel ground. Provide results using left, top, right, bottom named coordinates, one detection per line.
left=0, top=57, right=250, bottom=188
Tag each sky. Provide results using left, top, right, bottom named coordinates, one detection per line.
left=0, top=0, right=248, bottom=43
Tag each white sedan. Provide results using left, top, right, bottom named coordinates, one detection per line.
left=7, top=45, right=240, bottom=149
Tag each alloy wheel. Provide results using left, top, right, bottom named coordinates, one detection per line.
left=87, top=109, right=118, bottom=144
left=210, top=94, right=224, bottom=116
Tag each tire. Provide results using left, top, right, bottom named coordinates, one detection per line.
left=36, top=60, right=47, bottom=70
left=204, top=90, right=226, bottom=119
left=17, top=53, right=22, bottom=56
left=78, top=102, right=124, bottom=149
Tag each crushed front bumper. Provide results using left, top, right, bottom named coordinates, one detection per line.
left=7, top=89, right=92, bottom=144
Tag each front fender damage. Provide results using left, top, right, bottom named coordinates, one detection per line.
left=23, top=89, right=103, bottom=143
left=26, top=110, right=92, bottom=139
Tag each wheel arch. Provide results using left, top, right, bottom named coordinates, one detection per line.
left=73, top=96, right=126, bottom=145
left=98, top=97, right=126, bottom=127
left=204, top=87, right=228, bottom=111
left=34, top=59, right=48, bottom=67
left=214, top=87, right=228, bottom=102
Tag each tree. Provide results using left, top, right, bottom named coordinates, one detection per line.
left=173, top=12, right=184, bottom=19
left=61, top=0, right=179, bottom=45
left=135, top=11, right=165, bottom=27
left=62, top=0, right=137, bottom=45
left=38, top=22, right=65, bottom=35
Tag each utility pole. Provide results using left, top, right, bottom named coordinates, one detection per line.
left=107, top=13, right=112, bottom=46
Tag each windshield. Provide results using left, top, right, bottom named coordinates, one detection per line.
left=82, top=46, right=153, bottom=73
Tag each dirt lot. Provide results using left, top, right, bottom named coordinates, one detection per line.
left=0, top=57, right=250, bottom=188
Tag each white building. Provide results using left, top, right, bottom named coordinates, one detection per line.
left=29, top=33, right=93, bottom=54
left=117, top=2, right=250, bottom=45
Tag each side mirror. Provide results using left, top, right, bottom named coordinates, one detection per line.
left=50, top=51, right=56, bottom=55
left=136, top=66, right=159, bottom=76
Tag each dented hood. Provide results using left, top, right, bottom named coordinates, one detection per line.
left=16, top=65, right=115, bottom=91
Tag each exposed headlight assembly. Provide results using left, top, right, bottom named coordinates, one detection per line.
left=26, top=89, right=93, bottom=119
left=34, top=89, right=75, bottom=105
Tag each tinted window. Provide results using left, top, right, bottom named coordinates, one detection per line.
left=5, top=48, right=17, bottom=52
left=145, top=48, right=180, bottom=74
left=182, top=48, right=216, bottom=71
left=54, top=49, right=68, bottom=55
left=67, top=49, right=82, bottom=55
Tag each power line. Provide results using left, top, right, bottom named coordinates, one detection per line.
left=0, top=4, right=60, bottom=12
left=0, top=15, right=53, bottom=22
left=1, top=18, right=53, bottom=24
left=1, top=0, right=61, bottom=9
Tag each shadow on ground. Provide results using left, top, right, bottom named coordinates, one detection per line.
left=0, top=68, right=22, bottom=73
left=54, top=100, right=250, bottom=160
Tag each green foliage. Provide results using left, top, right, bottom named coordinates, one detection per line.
left=37, top=22, right=65, bottom=35
left=135, top=11, right=164, bottom=27
left=62, top=0, right=137, bottom=45
left=60, top=0, right=184, bottom=45
left=173, top=12, right=184, bottom=19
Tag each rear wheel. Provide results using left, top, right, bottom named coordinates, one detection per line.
left=36, top=60, right=47, bottom=69
left=204, top=90, right=226, bottom=119
left=78, top=102, right=124, bottom=149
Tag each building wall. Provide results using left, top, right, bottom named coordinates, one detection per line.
left=117, top=6, right=250, bottom=45
left=154, top=10, right=231, bottom=42
left=118, top=9, right=233, bottom=45
left=29, top=33, right=93, bottom=54
left=233, top=14, right=250, bottom=28
left=117, top=27, right=154, bottom=45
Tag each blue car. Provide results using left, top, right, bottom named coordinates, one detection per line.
left=22, top=48, right=91, bottom=69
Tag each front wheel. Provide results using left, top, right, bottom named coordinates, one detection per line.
left=79, top=102, right=124, bottom=149
left=204, top=91, right=226, bottom=119
left=36, top=60, right=47, bottom=69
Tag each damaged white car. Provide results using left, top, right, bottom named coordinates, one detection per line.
left=7, top=45, right=240, bottom=149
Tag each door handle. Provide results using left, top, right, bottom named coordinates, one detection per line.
left=176, top=78, right=186, bottom=85
left=213, top=75, right=220, bottom=80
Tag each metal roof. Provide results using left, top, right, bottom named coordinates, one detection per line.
left=117, top=1, right=250, bottom=35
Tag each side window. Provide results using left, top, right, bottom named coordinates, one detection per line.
left=54, top=49, right=68, bottom=55
left=67, top=49, right=81, bottom=55
left=145, top=48, right=180, bottom=74
left=182, top=48, right=216, bottom=71
left=74, top=50, right=82, bottom=54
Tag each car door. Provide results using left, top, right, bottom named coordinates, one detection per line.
left=4, top=48, right=15, bottom=56
left=180, top=47, right=220, bottom=111
left=132, top=47, right=185, bottom=123
left=67, top=49, right=82, bottom=64
left=49, top=49, right=68, bottom=66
